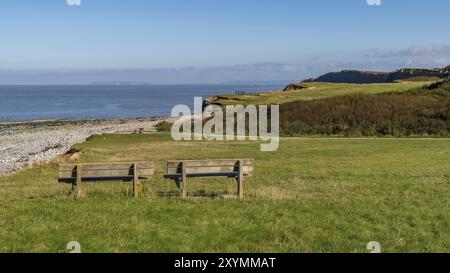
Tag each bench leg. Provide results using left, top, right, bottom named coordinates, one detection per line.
left=71, top=165, right=82, bottom=198
left=133, top=179, right=140, bottom=197
left=236, top=177, right=243, bottom=199
left=133, top=163, right=140, bottom=197
left=181, top=162, right=187, bottom=198
left=237, top=160, right=244, bottom=199
left=180, top=179, right=187, bottom=198
left=71, top=183, right=82, bottom=198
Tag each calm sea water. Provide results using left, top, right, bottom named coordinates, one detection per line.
left=0, top=85, right=281, bottom=121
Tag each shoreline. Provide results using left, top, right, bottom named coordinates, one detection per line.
left=0, top=116, right=169, bottom=175
left=0, top=116, right=167, bottom=125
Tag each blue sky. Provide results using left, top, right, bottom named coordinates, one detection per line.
left=1, top=0, right=450, bottom=84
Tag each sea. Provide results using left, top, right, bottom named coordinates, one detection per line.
left=0, top=85, right=282, bottom=122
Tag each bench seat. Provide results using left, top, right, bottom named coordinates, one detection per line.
left=59, top=162, right=154, bottom=197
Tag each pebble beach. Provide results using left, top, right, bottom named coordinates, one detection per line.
left=0, top=118, right=165, bottom=175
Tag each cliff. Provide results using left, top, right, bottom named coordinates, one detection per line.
left=301, top=70, right=389, bottom=84
left=283, top=83, right=308, bottom=91
left=297, top=67, right=449, bottom=85
left=386, top=68, right=445, bottom=82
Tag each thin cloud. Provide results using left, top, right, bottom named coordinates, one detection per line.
left=366, top=45, right=450, bottom=58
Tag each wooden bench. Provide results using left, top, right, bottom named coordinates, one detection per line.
left=164, top=159, right=253, bottom=199
left=58, top=162, right=154, bottom=197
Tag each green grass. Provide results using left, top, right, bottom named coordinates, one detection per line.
left=210, top=82, right=432, bottom=105
left=1, top=133, right=449, bottom=252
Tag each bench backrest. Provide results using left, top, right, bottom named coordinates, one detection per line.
left=166, top=159, right=253, bottom=177
left=59, top=162, right=154, bottom=183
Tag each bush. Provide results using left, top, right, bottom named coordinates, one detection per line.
left=155, top=121, right=172, bottom=132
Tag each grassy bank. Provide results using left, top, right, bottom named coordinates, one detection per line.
left=280, top=78, right=450, bottom=137
left=208, top=82, right=431, bottom=106
left=1, top=133, right=449, bottom=252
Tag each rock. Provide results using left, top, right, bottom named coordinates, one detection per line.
left=58, top=148, right=81, bottom=163
left=202, top=97, right=223, bottom=110
left=283, top=84, right=308, bottom=91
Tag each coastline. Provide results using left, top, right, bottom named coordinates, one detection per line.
left=0, top=117, right=169, bottom=175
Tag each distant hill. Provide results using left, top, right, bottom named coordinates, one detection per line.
left=299, top=67, right=449, bottom=85
left=90, top=81, right=154, bottom=86
left=302, top=70, right=389, bottom=84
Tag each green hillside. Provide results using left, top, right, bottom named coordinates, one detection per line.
left=207, top=81, right=432, bottom=106
left=280, top=78, right=450, bottom=137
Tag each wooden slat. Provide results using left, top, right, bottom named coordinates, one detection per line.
left=137, top=168, right=154, bottom=176
left=164, top=173, right=240, bottom=180
left=59, top=170, right=154, bottom=178
left=167, top=159, right=252, bottom=168
left=60, top=176, right=134, bottom=183
left=59, top=168, right=154, bottom=179
left=60, top=163, right=154, bottom=171
left=58, top=162, right=154, bottom=180
left=167, top=165, right=253, bottom=175
left=166, top=159, right=253, bottom=176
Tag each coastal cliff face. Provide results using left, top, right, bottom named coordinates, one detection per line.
left=302, top=70, right=389, bottom=84
left=296, top=66, right=449, bottom=86
left=387, top=68, right=445, bottom=82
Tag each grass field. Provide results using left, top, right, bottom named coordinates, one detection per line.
left=1, top=133, right=449, bottom=252
left=209, top=82, right=432, bottom=105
